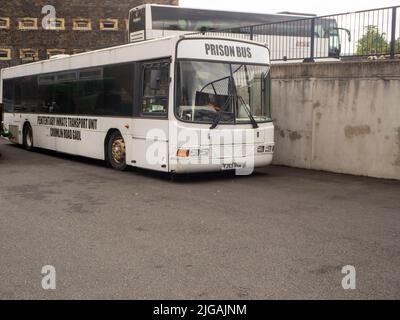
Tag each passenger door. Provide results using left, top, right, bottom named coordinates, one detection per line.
left=131, top=59, right=170, bottom=171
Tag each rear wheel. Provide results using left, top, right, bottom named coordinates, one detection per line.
left=23, top=124, right=34, bottom=151
left=107, top=131, right=127, bottom=171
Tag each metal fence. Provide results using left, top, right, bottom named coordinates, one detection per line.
left=199, top=6, right=400, bottom=62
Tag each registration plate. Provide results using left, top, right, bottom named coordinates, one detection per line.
left=221, top=163, right=244, bottom=170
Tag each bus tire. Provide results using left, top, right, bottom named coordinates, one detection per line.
left=106, top=131, right=127, bottom=171
left=23, top=123, right=34, bottom=151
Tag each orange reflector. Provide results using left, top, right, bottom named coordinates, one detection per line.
left=177, top=149, right=190, bottom=158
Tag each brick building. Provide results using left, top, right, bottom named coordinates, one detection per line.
left=0, top=0, right=178, bottom=70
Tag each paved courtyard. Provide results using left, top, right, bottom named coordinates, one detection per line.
left=0, top=139, right=399, bottom=299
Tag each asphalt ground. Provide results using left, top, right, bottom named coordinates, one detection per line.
left=0, top=139, right=399, bottom=299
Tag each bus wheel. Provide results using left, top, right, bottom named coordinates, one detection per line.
left=23, top=124, right=34, bottom=151
left=107, top=131, right=127, bottom=171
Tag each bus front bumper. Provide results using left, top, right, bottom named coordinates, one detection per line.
left=171, top=153, right=274, bottom=174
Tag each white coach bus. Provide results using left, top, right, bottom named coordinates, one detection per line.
left=129, top=4, right=348, bottom=61
left=0, top=35, right=274, bottom=174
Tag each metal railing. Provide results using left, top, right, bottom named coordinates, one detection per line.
left=199, top=6, right=400, bottom=62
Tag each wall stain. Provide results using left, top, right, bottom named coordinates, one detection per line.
left=289, top=131, right=302, bottom=141
left=275, top=126, right=302, bottom=141
left=274, top=125, right=286, bottom=138
left=313, top=102, right=321, bottom=109
left=395, top=127, right=400, bottom=167
left=344, top=125, right=371, bottom=139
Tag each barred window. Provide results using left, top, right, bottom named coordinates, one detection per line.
left=20, top=49, right=39, bottom=62
left=0, top=48, right=11, bottom=60
left=0, top=17, right=10, bottom=29
left=18, top=18, right=38, bottom=30
left=100, top=19, right=118, bottom=31
left=45, top=18, right=65, bottom=30
left=73, top=18, right=92, bottom=31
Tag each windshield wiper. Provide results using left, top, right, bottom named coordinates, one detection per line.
left=210, top=98, right=233, bottom=129
left=210, top=78, right=235, bottom=130
left=238, top=95, right=259, bottom=129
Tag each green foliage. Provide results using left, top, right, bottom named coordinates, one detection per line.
left=396, top=38, right=400, bottom=53
left=356, top=25, right=389, bottom=55
left=0, top=130, right=11, bottom=138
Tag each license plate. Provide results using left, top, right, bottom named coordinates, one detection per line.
left=222, top=163, right=244, bottom=170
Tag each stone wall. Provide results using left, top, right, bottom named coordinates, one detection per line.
left=271, top=60, right=400, bottom=180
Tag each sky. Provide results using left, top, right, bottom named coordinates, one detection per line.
left=179, top=0, right=400, bottom=16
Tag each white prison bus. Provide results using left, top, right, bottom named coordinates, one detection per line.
left=129, top=4, right=347, bottom=61
left=0, top=35, right=274, bottom=174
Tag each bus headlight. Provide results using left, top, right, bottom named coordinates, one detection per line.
left=257, top=146, right=265, bottom=153
left=258, top=145, right=275, bottom=154
left=190, top=148, right=209, bottom=158
left=177, top=148, right=209, bottom=158
left=177, top=149, right=190, bottom=158
left=199, top=148, right=209, bottom=157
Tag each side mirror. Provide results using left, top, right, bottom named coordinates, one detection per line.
left=334, top=27, right=352, bottom=42
left=150, top=69, right=161, bottom=90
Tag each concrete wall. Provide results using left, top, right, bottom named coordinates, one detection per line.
left=271, top=60, right=400, bottom=180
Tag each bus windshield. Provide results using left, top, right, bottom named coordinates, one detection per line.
left=176, top=61, right=271, bottom=125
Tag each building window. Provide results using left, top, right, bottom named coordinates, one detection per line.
left=73, top=18, right=92, bottom=31
left=0, top=48, right=11, bottom=60
left=72, top=49, right=88, bottom=54
left=18, top=18, right=38, bottom=30
left=100, top=19, right=118, bottom=31
left=44, top=18, right=65, bottom=30
left=20, top=49, right=39, bottom=62
left=0, top=17, right=10, bottom=30
left=47, top=49, right=66, bottom=59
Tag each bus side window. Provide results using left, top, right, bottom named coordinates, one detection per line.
left=14, top=79, right=22, bottom=112
left=3, top=79, right=14, bottom=113
left=140, top=61, right=170, bottom=117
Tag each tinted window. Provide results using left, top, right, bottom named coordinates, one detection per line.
left=5, top=62, right=135, bottom=116
left=14, top=79, right=22, bottom=111
left=37, top=82, right=54, bottom=113
left=151, top=7, right=333, bottom=38
left=102, top=64, right=134, bottom=116
left=151, top=6, right=300, bottom=32
left=54, top=81, right=76, bottom=114
left=21, top=76, right=39, bottom=113
left=2, top=79, right=14, bottom=113
left=74, top=75, right=103, bottom=115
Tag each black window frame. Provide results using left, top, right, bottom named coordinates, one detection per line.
left=138, top=59, right=171, bottom=119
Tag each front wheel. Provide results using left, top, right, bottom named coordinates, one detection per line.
left=23, top=124, right=34, bottom=151
left=107, top=131, right=127, bottom=171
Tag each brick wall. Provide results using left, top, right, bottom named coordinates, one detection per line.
left=0, top=0, right=178, bottom=70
